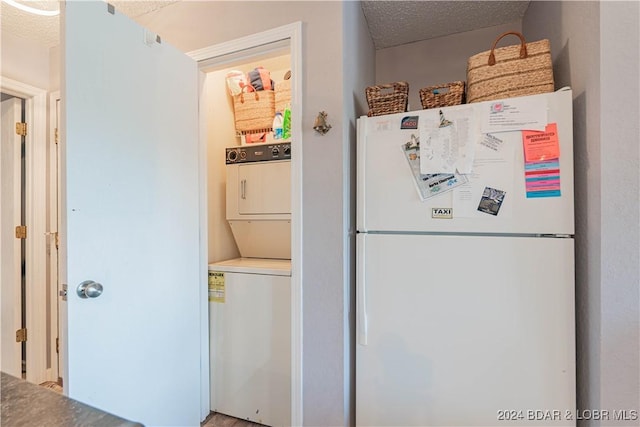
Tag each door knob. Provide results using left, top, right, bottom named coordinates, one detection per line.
left=77, top=280, right=103, bottom=299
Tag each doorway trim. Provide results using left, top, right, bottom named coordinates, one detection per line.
left=188, top=21, right=304, bottom=425
left=0, top=76, right=51, bottom=384
left=49, top=90, right=62, bottom=384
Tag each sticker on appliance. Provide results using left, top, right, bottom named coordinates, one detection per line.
left=208, top=271, right=225, bottom=303
left=432, top=208, right=453, bottom=219
left=477, top=187, right=506, bottom=216
left=401, top=115, right=419, bottom=130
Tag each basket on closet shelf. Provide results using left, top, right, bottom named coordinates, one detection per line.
left=275, top=79, right=291, bottom=113
left=233, top=84, right=275, bottom=132
left=419, top=81, right=465, bottom=110
left=365, top=82, right=409, bottom=117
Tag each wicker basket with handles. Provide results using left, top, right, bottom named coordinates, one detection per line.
left=233, top=84, right=275, bottom=132
left=466, top=31, right=554, bottom=103
left=365, top=82, right=409, bottom=117
left=275, top=79, right=291, bottom=113
left=419, top=81, right=465, bottom=109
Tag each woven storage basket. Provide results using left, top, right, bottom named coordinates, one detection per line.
left=275, top=79, right=291, bottom=113
left=233, top=85, right=275, bottom=132
left=466, top=31, right=554, bottom=103
left=419, top=81, right=465, bottom=109
left=366, top=82, right=409, bottom=117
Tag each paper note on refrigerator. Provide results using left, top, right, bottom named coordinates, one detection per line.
left=525, top=159, right=561, bottom=198
left=522, top=123, right=560, bottom=162
left=480, top=96, right=548, bottom=133
left=453, top=134, right=516, bottom=218
left=401, top=135, right=468, bottom=201
left=419, top=107, right=477, bottom=174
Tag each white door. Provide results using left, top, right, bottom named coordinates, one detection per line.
left=63, top=2, right=202, bottom=426
left=1, top=97, right=23, bottom=378
left=356, top=233, right=576, bottom=426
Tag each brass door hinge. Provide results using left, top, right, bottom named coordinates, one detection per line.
left=16, top=328, right=27, bottom=342
left=15, top=225, right=27, bottom=239
left=56, top=337, right=59, bottom=353
left=55, top=128, right=59, bottom=145
left=16, top=122, right=27, bottom=136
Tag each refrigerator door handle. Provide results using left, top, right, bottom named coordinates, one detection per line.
left=357, top=235, right=368, bottom=345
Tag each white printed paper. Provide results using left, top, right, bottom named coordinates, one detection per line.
left=480, top=133, right=504, bottom=152
left=480, top=96, right=548, bottom=133
left=401, top=136, right=468, bottom=201
left=419, top=107, right=477, bottom=174
left=453, top=137, right=516, bottom=218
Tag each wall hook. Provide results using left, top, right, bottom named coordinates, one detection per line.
left=313, top=111, right=332, bottom=135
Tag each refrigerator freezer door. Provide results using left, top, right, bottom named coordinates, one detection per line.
left=356, top=233, right=575, bottom=426
left=357, top=90, right=574, bottom=235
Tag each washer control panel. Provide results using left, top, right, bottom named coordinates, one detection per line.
left=226, top=143, right=291, bottom=164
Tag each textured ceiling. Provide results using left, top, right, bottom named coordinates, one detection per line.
left=2, top=1, right=530, bottom=50
left=362, top=0, right=531, bottom=49
left=0, top=0, right=177, bottom=48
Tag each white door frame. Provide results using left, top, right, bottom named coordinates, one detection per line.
left=0, top=76, right=51, bottom=384
left=188, top=22, right=304, bottom=425
left=49, top=91, right=62, bottom=384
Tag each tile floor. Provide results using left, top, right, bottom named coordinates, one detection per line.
left=37, top=383, right=264, bottom=427
left=202, top=412, right=266, bottom=427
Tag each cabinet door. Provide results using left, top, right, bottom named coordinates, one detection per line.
left=238, top=161, right=291, bottom=215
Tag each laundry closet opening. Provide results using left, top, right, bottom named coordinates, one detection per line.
left=200, top=40, right=293, bottom=427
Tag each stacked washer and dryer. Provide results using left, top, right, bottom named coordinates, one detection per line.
left=209, top=142, right=292, bottom=427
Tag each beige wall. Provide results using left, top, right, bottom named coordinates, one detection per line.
left=525, top=2, right=640, bottom=425
left=598, top=3, right=639, bottom=420
left=1, top=31, right=51, bottom=90
left=375, top=21, right=522, bottom=111
left=49, top=45, right=60, bottom=92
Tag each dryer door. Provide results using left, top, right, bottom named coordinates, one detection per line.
left=237, top=161, right=291, bottom=215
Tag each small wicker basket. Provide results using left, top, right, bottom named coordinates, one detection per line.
left=365, top=82, right=409, bottom=117
left=419, top=81, right=465, bottom=110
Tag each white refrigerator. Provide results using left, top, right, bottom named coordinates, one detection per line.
left=356, top=89, right=576, bottom=426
